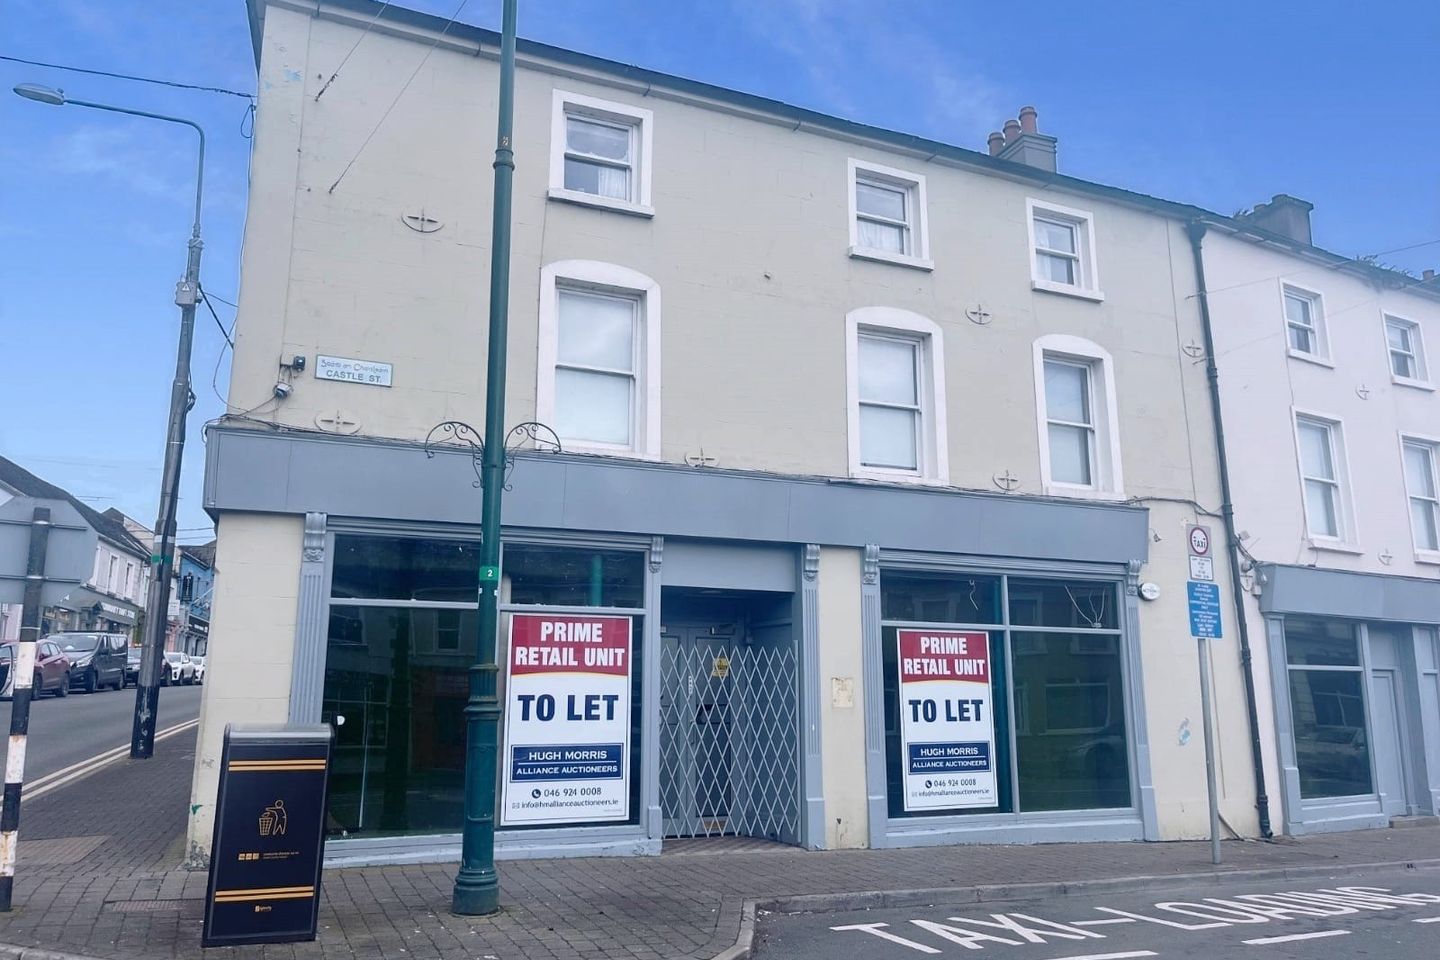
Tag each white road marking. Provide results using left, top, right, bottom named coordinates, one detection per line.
left=23, top=718, right=199, bottom=801
left=1241, top=930, right=1350, bottom=945
left=831, top=922, right=941, bottom=954
left=1414, top=917, right=1440, bottom=923
left=1035, top=952, right=1156, bottom=960
left=1071, top=918, right=1137, bottom=927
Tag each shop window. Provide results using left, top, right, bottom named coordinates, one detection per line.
left=502, top=544, right=645, bottom=608
left=322, top=605, right=479, bottom=837
left=1283, top=618, right=1373, bottom=799
left=880, top=571, right=1130, bottom=820
left=880, top=573, right=1001, bottom=624
left=330, top=535, right=480, bottom=602
left=1012, top=632, right=1130, bottom=812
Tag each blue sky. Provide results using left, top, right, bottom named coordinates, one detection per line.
left=3, top=0, right=1437, bottom=541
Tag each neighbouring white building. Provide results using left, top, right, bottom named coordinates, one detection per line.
left=1197, top=198, right=1440, bottom=835
left=189, top=0, right=1432, bottom=869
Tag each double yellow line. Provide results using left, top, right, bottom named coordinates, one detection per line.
left=213, top=884, right=314, bottom=903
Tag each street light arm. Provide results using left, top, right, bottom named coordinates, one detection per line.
left=65, top=98, right=205, bottom=239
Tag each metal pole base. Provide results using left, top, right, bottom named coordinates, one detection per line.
left=451, top=871, right=500, bottom=916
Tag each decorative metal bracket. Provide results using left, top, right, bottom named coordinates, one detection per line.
left=993, top=470, right=1020, bottom=493
left=966, top=305, right=992, bottom=326
left=423, top=419, right=562, bottom=491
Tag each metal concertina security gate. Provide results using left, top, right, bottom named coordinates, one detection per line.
left=658, top=626, right=800, bottom=843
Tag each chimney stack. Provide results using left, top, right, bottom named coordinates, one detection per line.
left=1424, top=269, right=1436, bottom=282
left=1236, top=194, right=1314, bottom=246
left=989, top=106, right=1057, bottom=172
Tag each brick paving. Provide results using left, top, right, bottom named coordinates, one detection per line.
left=2, top=729, right=1439, bottom=959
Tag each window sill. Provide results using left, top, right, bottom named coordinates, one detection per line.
left=1287, top=350, right=1335, bottom=369
left=1031, top=279, right=1105, bottom=303
left=547, top=187, right=654, bottom=219
left=555, top=441, right=659, bottom=462
left=1414, top=550, right=1440, bottom=566
left=850, top=468, right=949, bottom=487
left=1041, top=483, right=1126, bottom=502
left=848, top=246, right=934, bottom=272
left=1306, top=539, right=1364, bottom=556
left=1392, top=376, right=1435, bottom=392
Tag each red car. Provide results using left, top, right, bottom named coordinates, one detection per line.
left=0, top=640, right=71, bottom=698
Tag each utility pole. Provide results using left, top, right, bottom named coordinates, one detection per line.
left=452, top=0, right=518, bottom=917
left=0, top=507, right=53, bottom=911
left=11, top=83, right=206, bottom=761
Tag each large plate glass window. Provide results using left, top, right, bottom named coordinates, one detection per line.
left=1283, top=618, right=1372, bottom=799
left=322, top=535, right=481, bottom=839
left=881, top=571, right=1130, bottom=819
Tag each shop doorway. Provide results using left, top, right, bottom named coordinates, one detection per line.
left=1368, top=625, right=1422, bottom=817
left=658, top=589, right=799, bottom=845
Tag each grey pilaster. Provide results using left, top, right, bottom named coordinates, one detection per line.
left=288, top=512, right=328, bottom=724
left=1123, top=559, right=1160, bottom=840
left=641, top=536, right=664, bottom=840
left=799, top=544, right=824, bottom=849
left=859, top=544, right=887, bottom=848
left=1412, top=627, right=1440, bottom=816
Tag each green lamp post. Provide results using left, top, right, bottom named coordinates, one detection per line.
left=451, top=0, right=519, bottom=917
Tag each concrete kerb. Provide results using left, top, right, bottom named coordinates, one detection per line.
left=717, top=857, right=1440, bottom=960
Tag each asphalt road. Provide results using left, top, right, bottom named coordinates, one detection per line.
left=756, top=866, right=1440, bottom=959
left=0, top=683, right=203, bottom=783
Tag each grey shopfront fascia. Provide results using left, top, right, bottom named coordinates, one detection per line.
left=1259, top=563, right=1440, bottom=836
left=205, top=426, right=1157, bottom=860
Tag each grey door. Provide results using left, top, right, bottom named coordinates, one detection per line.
left=1367, top=626, right=1419, bottom=817
left=1368, top=669, right=1411, bottom=816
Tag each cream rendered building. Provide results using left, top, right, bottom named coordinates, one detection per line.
left=193, top=0, right=1283, bottom=866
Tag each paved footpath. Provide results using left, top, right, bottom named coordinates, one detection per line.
left=2, top=733, right=1438, bottom=960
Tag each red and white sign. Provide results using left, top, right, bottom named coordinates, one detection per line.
left=896, top=629, right=998, bottom=812
left=501, top=613, right=633, bottom=826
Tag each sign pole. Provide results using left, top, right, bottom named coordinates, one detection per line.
left=1198, top=637, right=1221, bottom=865
left=0, top=507, right=52, bottom=911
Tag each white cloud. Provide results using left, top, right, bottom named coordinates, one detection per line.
left=729, top=0, right=1007, bottom=143
left=51, top=124, right=185, bottom=198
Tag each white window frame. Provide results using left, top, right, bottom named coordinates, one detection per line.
left=844, top=307, right=948, bottom=484
left=1032, top=335, right=1124, bottom=498
left=1280, top=283, right=1331, bottom=365
left=537, top=261, right=661, bottom=459
left=846, top=159, right=932, bottom=271
left=548, top=90, right=654, bottom=218
left=1026, top=199, right=1104, bottom=302
left=1400, top=433, right=1440, bottom=562
left=1292, top=410, right=1357, bottom=548
left=1383, top=313, right=1432, bottom=389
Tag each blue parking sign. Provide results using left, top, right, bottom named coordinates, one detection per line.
left=1187, top=580, right=1222, bottom=639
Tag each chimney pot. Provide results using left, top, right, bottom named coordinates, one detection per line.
left=987, top=131, right=1005, bottom=156
left=1018, top=105, right=1038, bottom=135
left=1002, top=118, right=1021, bottom=144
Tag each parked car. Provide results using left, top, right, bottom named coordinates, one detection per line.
left=192, top=656, right=206, bottom=684
left=125, top=647, right=141, bottom=687
left=0, top=641, right=70, bottom=699
left=45, top=632, right=127, bottom=693
left=162, top=651, right=197, bottom=686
